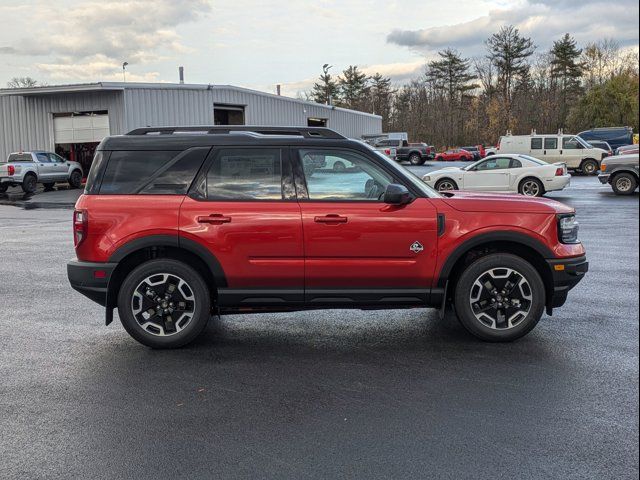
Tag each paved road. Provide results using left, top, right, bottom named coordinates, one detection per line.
left=0, top=175, right=637, bottom=479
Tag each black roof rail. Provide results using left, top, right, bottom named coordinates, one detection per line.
left=126, top=125, right=346, bottom=139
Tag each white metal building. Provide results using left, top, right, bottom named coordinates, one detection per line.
left=0, top=82, right=382, bottom=172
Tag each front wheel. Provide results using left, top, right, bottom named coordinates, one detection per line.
left=580, top=159, right=599, bottom=176
left=117, top=259, right=211, bottom=348
left=68, top=170, right=82, bottom=189
left=454, top=254, right=546, bottom=342
left=409, top=153, right=425, bottom=166
left=435, top=178, right=458, bottom=192
left=611, top=172, right=638, bottom=195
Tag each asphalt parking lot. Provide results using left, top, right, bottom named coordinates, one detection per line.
left=0, top=172, right=638, bottom=479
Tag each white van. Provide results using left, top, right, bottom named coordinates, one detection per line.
left=496, top=133, right=607, bottom=175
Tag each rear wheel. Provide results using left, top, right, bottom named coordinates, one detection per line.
left=580, top=159, right=599, bottom=176
left=611, top=172, right=638, bottom=195
left=117, top=259, right=211, bottom=348
left=434, top=178, right=458, bottom=192
left=409, top=153, right=425, bottom=166
left=68, top=170, right=82, bottom=189
left=21, top=174, right=37, bottom=193
left=519, top=177, right=545, bottom=197
left=43, top=182, right=55, bottom=191
left=454, top=254, right=545, bottom=342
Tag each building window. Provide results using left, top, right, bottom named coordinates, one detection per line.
left=307, top=118, right=328, bottom=127
left=214, top=104, right=245, bottom=125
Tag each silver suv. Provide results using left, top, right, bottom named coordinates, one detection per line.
left=0, top=151, right=83, bottom=193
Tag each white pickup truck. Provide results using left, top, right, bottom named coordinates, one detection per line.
left=0, top=151, right=83, bottom=193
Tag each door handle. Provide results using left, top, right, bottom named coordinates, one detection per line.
left=197, top=214, right=231, bottom=225
left=543, top=150, right=546, bottom=155
left=314, top=214, right=347, bottom=224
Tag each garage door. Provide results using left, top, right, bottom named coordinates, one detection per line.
left=53, top=113, right=110, bottom=144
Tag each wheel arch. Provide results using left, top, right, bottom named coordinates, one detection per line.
left=106, top=235, right=226, bottom=320
left=437, top=232, right=555, bottom=310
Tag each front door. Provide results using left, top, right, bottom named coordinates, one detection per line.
left=464, top=157, right=511, bottom=191
left=294, top=147, right=438, bottom=306
left=179, top=147, right=304, bottom=307
left=48, top=152, right=70, bottom=180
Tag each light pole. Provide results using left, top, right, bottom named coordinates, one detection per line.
left=122, top=62, right=129, bottom=82
left=322, top=63, right=332, bottom=105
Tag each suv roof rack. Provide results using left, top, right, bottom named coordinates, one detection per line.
left=126, top=126, right=346, bottom=139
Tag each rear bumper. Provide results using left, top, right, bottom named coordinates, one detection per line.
left=67, top=260, right=117, bottom=306
left=546, top=255, right=588, bottom=309
left=544, top=174, right=571, bottom=191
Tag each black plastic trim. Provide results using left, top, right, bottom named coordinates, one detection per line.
left=67, top=260, right=117, bottom=306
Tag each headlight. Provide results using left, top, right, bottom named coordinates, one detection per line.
left=558, top=215, right=579, bottom=244
left=423, top=176, right=431, bottom=182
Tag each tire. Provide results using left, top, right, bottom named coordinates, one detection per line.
left=519, top=177, right=545, bottom=197
left=611, top=172, right=638, bottom=195
left=434, top=178, right=458, bottom=192
left=117, top=259, right=211, bottom=348
left=0, top=184, right=8, bottom=193
left=43, top=182, right=55, bottom=191
left=68, top=170, right=82, bottom=189
left=454, top=253, right=546, bottom=342
left=21, top=174, right=37, bottom=193
left=580, top=159, right=599, bottom=176
left=409, top=153, right=425, bottom=166
left=435, top=156, right=444, bottom=162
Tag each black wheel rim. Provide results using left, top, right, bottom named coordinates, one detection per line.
left=469, top=267, right=533, bottom=330
left=131, top=273, right=196, bottom=336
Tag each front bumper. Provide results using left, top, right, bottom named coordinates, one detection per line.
left=598, top=173, right=610, bottom=184
left=67, top=260, right=117, bottom=306
left=546, top=255, right=588, bottom=310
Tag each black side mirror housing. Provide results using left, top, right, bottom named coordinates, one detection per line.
left=383, top=184, right=412, bottom=205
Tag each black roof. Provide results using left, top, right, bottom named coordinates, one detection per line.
left=100, top=126, right=355, bottom=151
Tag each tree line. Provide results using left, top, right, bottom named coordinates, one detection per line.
left=307, top=27, right=639, bottom=147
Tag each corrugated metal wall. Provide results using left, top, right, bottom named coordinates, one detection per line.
left=212, top=86, right=382, bottom=139
left=1, top=85, right=382, bottom=160
left=0, top=91, right=124, bottom=159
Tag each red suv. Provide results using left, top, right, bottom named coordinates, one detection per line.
left=67, top=126, right=588, bottom=348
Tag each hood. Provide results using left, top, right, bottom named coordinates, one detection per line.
left=441, top=190, right=574, bottom=214
left=427, top=167, right=463, bottom=176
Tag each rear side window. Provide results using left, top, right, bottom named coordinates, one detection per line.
left=99, top=151, right=177, bottom=194
left=544, top=138, right=558, bottom=150
left=139, top=148, right=209, bottom=195
left=206, top=148, right=283, bottom=200
left=531, top=138, right=543, bottom=150
left=6, top=153, right=33, bottom=163
left=84, top=151, right=108, bottom=194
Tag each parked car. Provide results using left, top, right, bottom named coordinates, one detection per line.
left=0, top=151, right=83, bottom=193
left=422, top=154, right=570, bottom=197
left=578, top=126, right=634, bottom=151
left=615, top=144, right=639, bottom=156
left=435, top=149, right=474, bottom=162
left=461, top=146, right=482, bottom=161
left=598, top=153, right=639, bottom=195
left=374, top=139, right=433, bottom=165
left=586, top=140, right=613, bottom=156
left=496, top=133, right=606, bottom=175
left=67, top=125, right=587, bottom=348
left=485, top=146, right=498, bottom=156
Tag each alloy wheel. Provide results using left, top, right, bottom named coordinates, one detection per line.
left=131, top=273, right=196, bottom=336
left=521, top=180, right=541, bottom=197
left=469, top=267, right=533, bottom=330
left=437, top=181, right=456, bottom=191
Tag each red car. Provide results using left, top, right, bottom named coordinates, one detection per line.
left=435, top=149, right=474, bottom=162
left=67, top=126, right=587, bottom=348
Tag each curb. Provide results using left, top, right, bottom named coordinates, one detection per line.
left=0, top=199, right=76, bottom=210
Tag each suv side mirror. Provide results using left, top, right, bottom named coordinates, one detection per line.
left=383, top=184, right=411, bottom=205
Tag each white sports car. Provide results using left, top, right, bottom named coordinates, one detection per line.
left=422, top=154, right=571, bottom=197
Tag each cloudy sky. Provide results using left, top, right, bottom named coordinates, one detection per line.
left=1, top=0, right=638, bottom=95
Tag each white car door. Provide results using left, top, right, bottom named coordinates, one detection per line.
left=560, top=136, right=585, bottom=169
left=464, top=157, right=511, bottom=191
left=542, top=136, right=561, bottom=163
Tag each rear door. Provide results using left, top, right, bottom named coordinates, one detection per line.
left=541, top=137, right=561, bottom=163
left=294, top=147, right=438, bottom=306
left=179, top=147, right=305, bottom=307
left=34, top=152, right=56, bottom=181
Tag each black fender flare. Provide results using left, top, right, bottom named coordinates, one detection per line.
left=436, top=230, right=554, bottom=288
left=108, top=234, right=228, bottom=287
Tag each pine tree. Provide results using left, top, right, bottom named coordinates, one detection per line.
left=550, top=33, right=584, bottom=127
left=369, top=73, right=394, bottom=128
left=338, top=66, right=369, bottom=110
left=310, top=64, right=339, bottom=105
left=426, top=49, right=478, bottom=103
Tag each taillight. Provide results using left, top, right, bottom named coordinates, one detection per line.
left=555, top=167, right=564, bottom=176
left=7, top=165, right=15, bottom=176
left=73, top=209, right=87, bottom=247
left=384, top=148, right=391, bottom=155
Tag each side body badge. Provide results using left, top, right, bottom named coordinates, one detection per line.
left=410, top=241, right=424, bottom=254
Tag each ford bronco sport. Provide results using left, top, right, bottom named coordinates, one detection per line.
left=67, top=126, right=588, bottom=348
